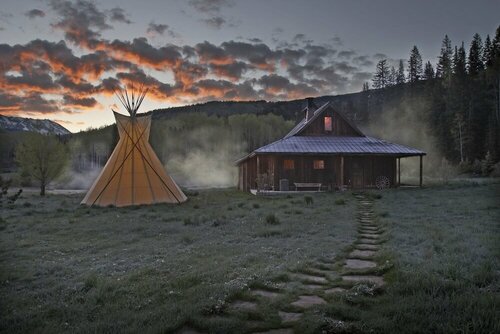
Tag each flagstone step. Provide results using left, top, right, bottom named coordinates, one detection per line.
left=228, top=300, right=258, bottom=312
left=290, top=295, right=327, bottom=309
left=250, top=289, right=281, bottom=299
left=349, top=249, right=377, bottom=258
left=278, top=311, right=302, bottom=323
left=355, top=244, right=380, bottom=251
left=291, top=273, right=328, bottom=284
left=344, top=259, right=377, bottom=269
left=342, top=275, right=385, bottom=287
left=254, top=329, right=295, bottom=334
left=324, top=287, right=346, bottom=294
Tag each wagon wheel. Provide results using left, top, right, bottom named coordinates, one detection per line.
left=375, top=176, right=390, bottom=190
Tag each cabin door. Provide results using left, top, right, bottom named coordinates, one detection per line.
left=351, top=160, right=364, bottom=188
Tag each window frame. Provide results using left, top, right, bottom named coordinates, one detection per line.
left=313, top=159, right=325, bottom=170
left=283, top=159, right=295, bottom=170
left=324, top=116, right=333, bottom=132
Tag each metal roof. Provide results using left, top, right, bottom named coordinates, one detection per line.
left=254, top=136, right=425, bottom=156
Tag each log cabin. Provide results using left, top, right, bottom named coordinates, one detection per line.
left=236, top=98, right=425, bottom=192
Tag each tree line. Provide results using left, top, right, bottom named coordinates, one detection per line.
left=371, top=26, right=500, bottom=174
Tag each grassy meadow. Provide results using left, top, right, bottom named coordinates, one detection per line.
left=0, top=181, right=499, bottom=333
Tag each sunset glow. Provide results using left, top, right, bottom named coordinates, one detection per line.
left=0, top=0, right=498, bottom=132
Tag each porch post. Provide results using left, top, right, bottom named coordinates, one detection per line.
left=419, top=155, right=423, bottom=187
left=340, top=156, right=344, bottom=190
left=256, top=155, right=260, bottom=191
left=398, top=157, right=401, bottom=186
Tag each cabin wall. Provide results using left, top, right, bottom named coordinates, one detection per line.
left=238, top=154, right=397, bottom=191
left=301, top=110, right=360, bottom=137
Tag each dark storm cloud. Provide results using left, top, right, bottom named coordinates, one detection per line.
left=0, top=93, right=60, bottom=114
left=62, top=95, right=98, bottom=107
left=188, top=0, right=234, bottom=29
left=210, top=61, right=248, bottom=81
left=338, top=50, right=356, bottom=59
left=25, top=9, right=46, bottom=19
left=1, top=0, right=381, bottom=115
left=188, top=0, right=233, bottom=13
left=203, top=16, right=226, bottom=29
left=221, top=41, right=276, bottom=70
left=107, top=38, right=182, bottom=69
left=108, top=7, right=132, bottom=24
left=147, top=22, right=176, bottom=37
left=195, top=41, right=230, bottom=64
left=49, top=0, right=111, bottom=47
left=352, top=55, right=374, bottom=67
left=373, top=53, right=387, bottom=60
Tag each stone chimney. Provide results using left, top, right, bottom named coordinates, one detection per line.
left=305, top=97, right=315, bottom=122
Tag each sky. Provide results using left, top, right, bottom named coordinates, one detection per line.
left=0, top=0, right=498, bottom=132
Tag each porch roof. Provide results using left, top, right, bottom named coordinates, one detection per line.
left=236, top=135, right=425, bottom=164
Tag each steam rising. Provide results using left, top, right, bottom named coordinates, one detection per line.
left=365, top=101, right=448, bottom=182
left=162, top=126, right=243, bottom=188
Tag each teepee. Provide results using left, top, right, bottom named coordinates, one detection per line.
left=81, top=86, right=187, bottom=207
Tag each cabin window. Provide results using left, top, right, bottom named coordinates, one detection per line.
left=324, top=116, right=332, bottom=132
left=283, top=159, right=295, bottom=170
left=313, top=160, right=325, bottom=170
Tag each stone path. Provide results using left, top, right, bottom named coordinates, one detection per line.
left=176, top=193, right=389, bottom=333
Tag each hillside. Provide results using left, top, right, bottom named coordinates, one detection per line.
left=0, top=114, right=71, bottom=135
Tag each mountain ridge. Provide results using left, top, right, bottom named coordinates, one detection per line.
left=0, top=114, right=71, bottom=135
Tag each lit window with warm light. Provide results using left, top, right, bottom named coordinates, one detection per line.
left=284, top=159, right=295, bottom=170
left=313, top=160, right=325, bottom=169
left=324, top=116, right=332, bottom=132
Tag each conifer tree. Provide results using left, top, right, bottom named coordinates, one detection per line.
left=437, top=35, right=453, bottom=79
left=396, top=59, right=405, bottom=84
left=468, top=33, right=484, bottom=75
left=423, top=61, right=435, bottom=80
left=484, top=35, right=494, bottom=67
left=372, top=59, right=390, bottom=89
left=407, top=46, right=423, bottom=82
left=388, top=66, right=397, bottom=86
left=453, top=43, right=467, bottom=78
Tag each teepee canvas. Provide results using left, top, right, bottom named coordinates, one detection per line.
left=81, top=87, right=187, bottom=207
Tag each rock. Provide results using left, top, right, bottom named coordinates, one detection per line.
left=359, top=233, right=380, bottom=239
left=278, top=311, right=302, bottom=323
left=290, top=295, right=327, bottom=308
left=292, top=273, right=328, bottom=284
left=176, top=326, right=205, bottom=334
left=349, top=249, right=376, bottom=258
left=228, top=300, right=258, bottom=312
left=342, top=275, right=385, bottom=286
left=324, top=287, right=346, bottom=294
left=355, top=244, right=380, bottom=251
left=254, top=329, right=295, bottom=334
left=250, top=289, right=281, bottom=299
left=358, top=238, right=380, bottom=245
left=344, top=259, right=377, bottom=269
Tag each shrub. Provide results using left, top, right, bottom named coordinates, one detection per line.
left=490, top=162, right=500, bottom=177
left=335, top=198, right=346, bottom=205
left=265, top=214, right=280, bottom=225
left=253, top=203, right=260, bottom=209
